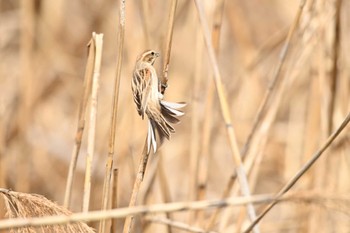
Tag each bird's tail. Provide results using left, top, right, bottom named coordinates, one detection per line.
left=147, top=101, right=186, bottom=153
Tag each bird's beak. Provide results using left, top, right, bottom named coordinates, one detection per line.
left=155, top=52, right=160, bottom=57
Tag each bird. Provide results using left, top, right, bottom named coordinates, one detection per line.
left=132, top=50, right=186, bottom=153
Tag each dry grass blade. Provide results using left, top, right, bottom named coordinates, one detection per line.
left=243, top=111, right=350, bottom=233
left=160, top=0, right=178, bottom=94
left=99, top=0, right=126, bottom=231
left=82, top=32, right=103, bottom=213
left=64, top=37, right=95, bottom=209
left=193, top=1, right=259, bottom=231
left=0, top=189, right=94, bottom=233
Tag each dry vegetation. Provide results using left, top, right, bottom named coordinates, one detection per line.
left=1, top=0, right=350, bottom=232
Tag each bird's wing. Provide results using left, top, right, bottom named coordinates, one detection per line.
left=132, top=67, right=152, bottom=119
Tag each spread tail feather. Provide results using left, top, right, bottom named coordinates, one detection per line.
left=147, top=101, right=186, bottom=153
left=160, top=100, right=186, bottom=124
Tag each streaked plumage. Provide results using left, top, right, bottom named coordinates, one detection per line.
left=132, top=50, right=185, bottom=153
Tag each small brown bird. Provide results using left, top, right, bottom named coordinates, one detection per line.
left=132, top=50, right=185, bottom=153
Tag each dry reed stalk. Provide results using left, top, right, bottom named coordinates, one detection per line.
left=99, top=0, right=125, bottom=231
left=82, top=33, right=104, bottom=212
left=328, top=0, right=342, bottom=134
left=122, top=140, right=150, bottom=233
left=110, top=169, right=119, bottom=233
left=140, top=155, right=159, bottom=205
left=243, top=111, right=350, bottom=233
left=0, top=193, right=276, bottom=230
left=160, top=0, right=178, bottom=94
left=146, top=216, right=218, bottom=233
left=188, top=14, right=203, bottom=224
left=196, top=0, right=225, bottom=225
left=123, top=1, right=178, bottom=231
left=193, top=1, right=259, bottom=232
left=64, top=37, right=95, bottom=209
left=0, top=189, right=94, bottom=233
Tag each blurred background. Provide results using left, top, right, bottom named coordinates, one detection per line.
left=1, top=0, right=350, bottom=232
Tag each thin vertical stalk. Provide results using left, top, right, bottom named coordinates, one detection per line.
left=122, top=140, right=150, bottom=233
left=329, top=0, right=342, bottom=134
left=82, top=33, right=103, bottom=212
left=196, top=0, right=225, bottom=225
left=193, top=1, right=259, bottom=232
left=64, top=39, right=95, bottom=209
left=99, top=0, right=126, bottom=231
left=160, top=0, right=178, bottom=94
left=188, top=15, right=203, bottom=223
left=110, top=169, right=119, bottom=233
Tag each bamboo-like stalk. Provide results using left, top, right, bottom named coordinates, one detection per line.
left=110, top=169, right=119, bottom=233
left=193, top=1, right=259, bottom=232
left=160, top=0, right=178, bottom=94
left=196, top=0, right=225, bottom=225
left=243, top=111, right=350, bottom=232
left=64, top=38, right=95, bottom=209
left=122, top=141, right=151, bottom=233
left=188, top=13, right=203, bottom=224
left=122, top=1, right=178, bottom=231
left=328, top=0, right=342, bottom=134
left=82, top=33, right=103, bottom=213
left=99, top=0, right=126, bottom=231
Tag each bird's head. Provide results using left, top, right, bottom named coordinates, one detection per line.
left=139, top=50, right=160, bottom=65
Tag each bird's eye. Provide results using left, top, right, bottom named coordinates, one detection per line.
left=151, top=51, right=155, bottom=56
